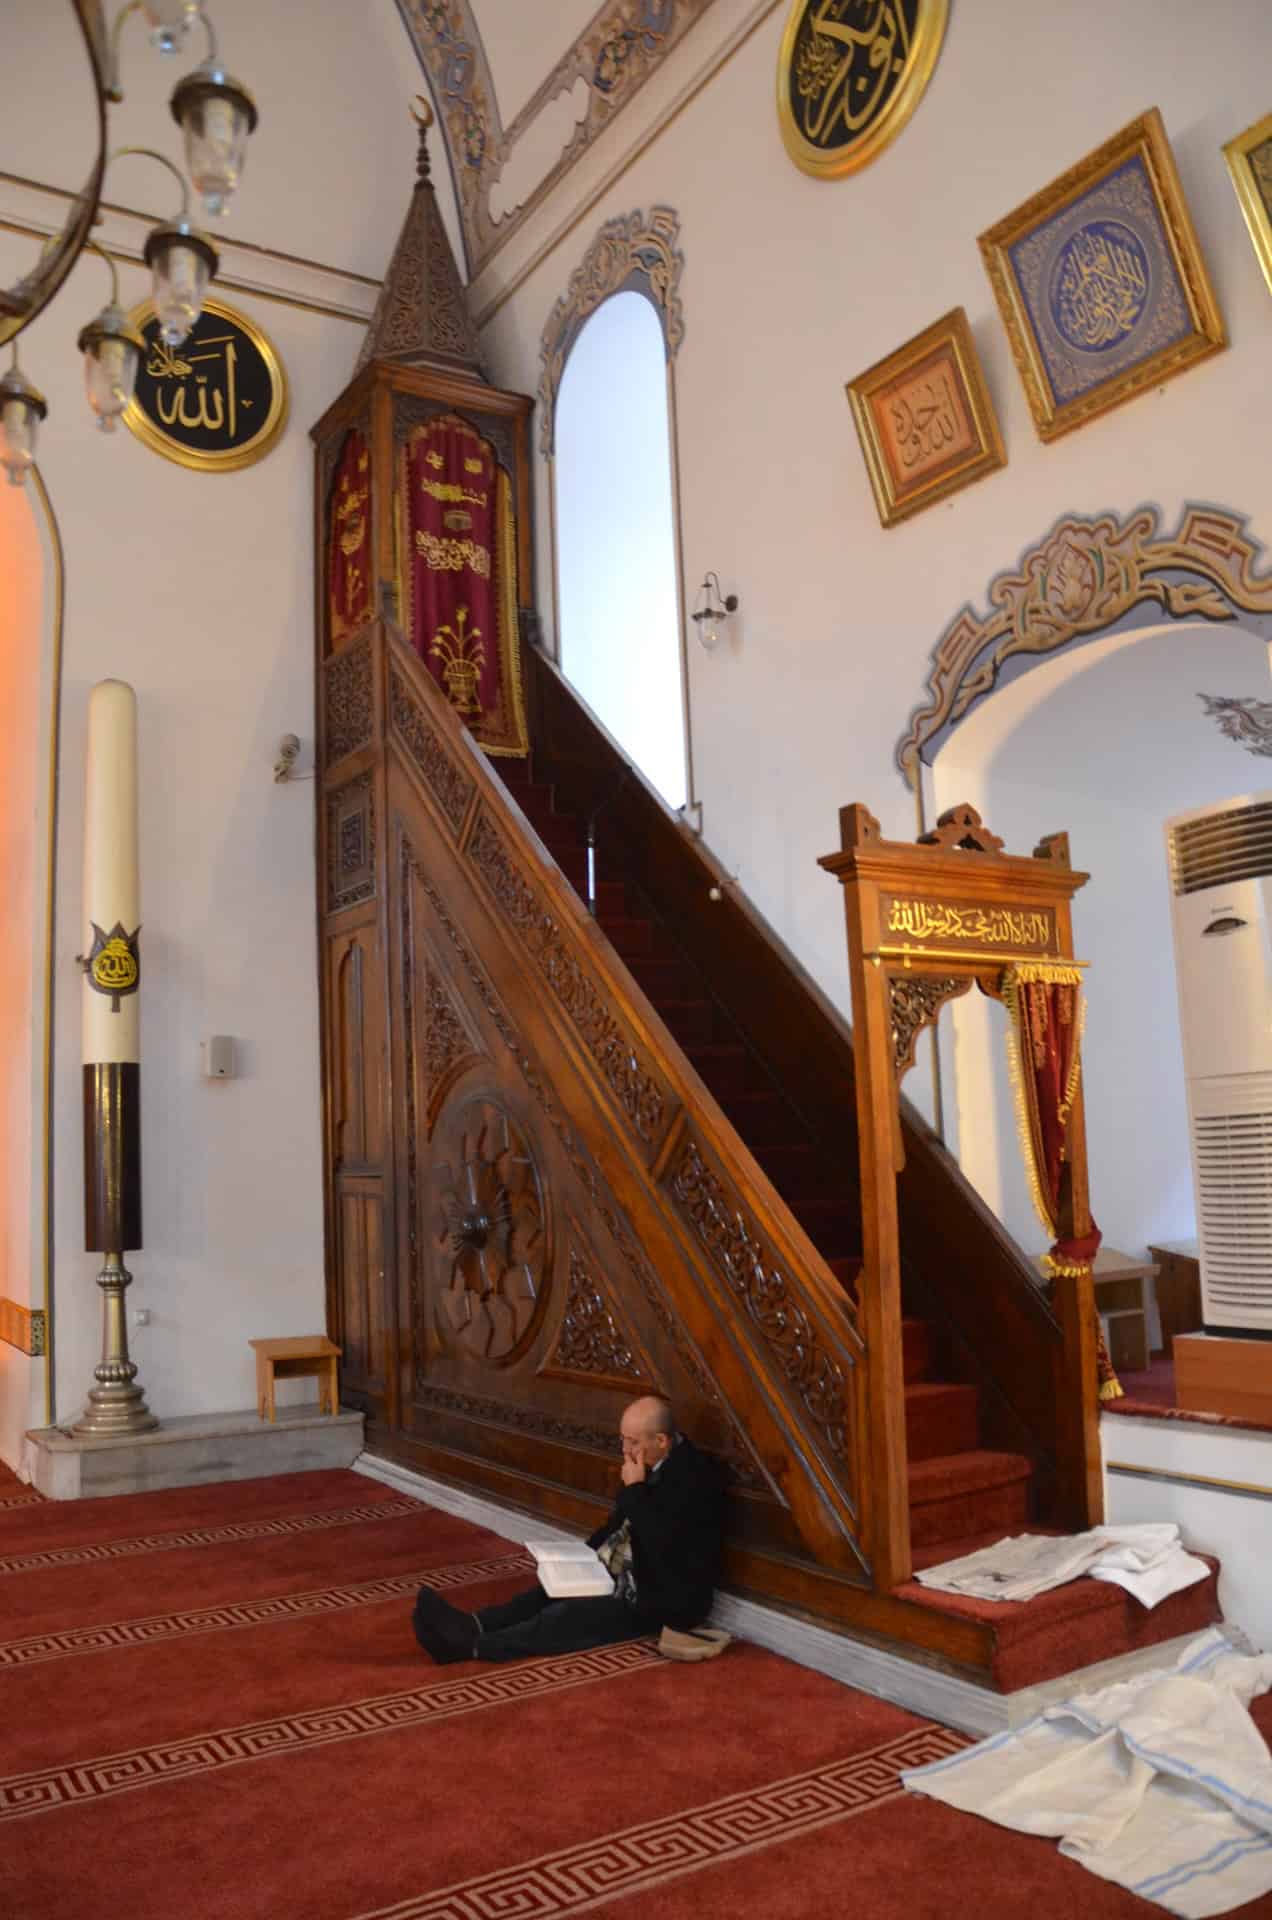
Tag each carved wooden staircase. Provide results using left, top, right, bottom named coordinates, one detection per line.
left=492, top=753, right=1039, bottom=1565
left=317, top=624, right=1220, bottom=1691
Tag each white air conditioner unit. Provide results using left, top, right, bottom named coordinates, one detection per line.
left=1167, top=792, right=1272, bottom=1333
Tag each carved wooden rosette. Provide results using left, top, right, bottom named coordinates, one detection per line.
left=820, top=802, right=1103, bottom=1555
left=896, top=504, right=1272, bottom=787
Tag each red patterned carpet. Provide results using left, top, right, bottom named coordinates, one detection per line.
left=2, top=1465, right=1271, bottom=1919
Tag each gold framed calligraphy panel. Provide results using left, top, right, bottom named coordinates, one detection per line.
left=1224, top=111, right=1272, bottom=299
left=777, top=0, right=947, bottom=180
left=880, top=894, right=1056, bottom=960
left=846, top=307, right=1005, bottom=529
left=122, top=296, right=288, bottom=472
left=979, top=109, right=1225, bottom=444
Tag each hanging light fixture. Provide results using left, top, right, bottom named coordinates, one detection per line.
left=690, top=573, right=740, bottom=652
left=108, top=1, right=202, bottom=92
left=169, top=13, right=259, bottom=219
left=0, top=350, right=49, bottom=488
left=114, top=147, right=219, bottom=348
left=75, top=243, right=146, bottom=434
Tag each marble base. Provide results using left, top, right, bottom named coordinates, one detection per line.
left=25, top=1406, right=365, bottom=1501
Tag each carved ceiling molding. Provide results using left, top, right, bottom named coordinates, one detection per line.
left=895, top=505, right=1272, bottom=789
left=396, top=2, right=714, bottom=280
left=538, top=205, right=685, bottom=455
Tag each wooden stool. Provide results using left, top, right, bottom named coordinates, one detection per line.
left=250, top=1336, right=342, bottom=1422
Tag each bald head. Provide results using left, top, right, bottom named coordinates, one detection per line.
left=620, top=1396, right=677, bottom=1469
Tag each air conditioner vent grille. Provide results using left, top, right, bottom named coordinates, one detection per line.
left=1170, top=802, right=1272, bottom=895
left=1193, top=1108, right=1272, bottom=1328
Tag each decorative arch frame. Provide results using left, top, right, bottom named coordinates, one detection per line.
left=894, top=503, right=1272, bottom=789
left=537, top=206, right=685, bottom=456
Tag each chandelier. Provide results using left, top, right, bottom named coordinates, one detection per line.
left=0, top=0, right=261, bottom=485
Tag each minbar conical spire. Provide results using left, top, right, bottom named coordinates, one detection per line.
left=355, top=97, right=485, bottom=380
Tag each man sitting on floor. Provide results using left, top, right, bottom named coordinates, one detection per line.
left=413, top=1395, right=725, bottom=1663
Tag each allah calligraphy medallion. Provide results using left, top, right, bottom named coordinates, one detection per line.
left=86, top=921, right=141, bottom=1011
left=777, top=0, right=947, bottom=179
left=122, top=297, right=288, bottom=472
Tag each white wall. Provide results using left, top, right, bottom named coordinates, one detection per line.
left=476, top=0, right=1272, bottom=1202
left=556, top=290, right=687, bottom=810
left=0, top=0, right=434, bottom=1447
left=933, top=621, right=1272, bottom=1266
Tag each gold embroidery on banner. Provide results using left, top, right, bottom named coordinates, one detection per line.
left=419, top=479, right=488, bottom=508
left=886, top=899, right=1051, bottom=947
left=430, top=606, right=486, bottom=716
left=414, top=531, right=492, bottom=578
left=425, top=450, right=444, bottom=470
left=464, top=456, right=483, bottom=474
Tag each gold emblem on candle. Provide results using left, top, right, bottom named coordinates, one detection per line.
left=87, top=921, right=141, bottom=1011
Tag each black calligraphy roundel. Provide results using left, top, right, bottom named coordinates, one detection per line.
left=123, top=296, right=288, bottom=472
left=777, top=0, right=947, bottom=179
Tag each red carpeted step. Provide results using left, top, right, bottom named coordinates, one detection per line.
left=657, top=999, right=718, bottom=1047
left=828, top=1256, right=862, bottom=1293
left=757, top=1143, right=823, bottom=1205
left=717, top=1090, right=801, bottom=1148
left=896, top=1549, right=1223, bottom=1693
left=788, top=1200, right=859, bottom=1257
left=596, top=914, right=657, bottom=958
left=902, top=1316, right=932, bottom=1383
left=683, top=1043, right=753, bottom=1101
left=905, top=1381, right=979, bottom=1462
left=627, top=955, right=703, bottom=1002
left=908, top=1449, right=1032, bottom=1550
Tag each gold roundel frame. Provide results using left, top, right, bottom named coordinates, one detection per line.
left=777, top=0, right=948, bottom=180
left=122, top=295, right=289, bottom=472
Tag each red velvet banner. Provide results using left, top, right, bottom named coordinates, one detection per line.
left=328, top=429, right=372, bottom=647
left=1006, top=969, right=1120, bottom=1400
left=398, top=414, right=527, bottom=757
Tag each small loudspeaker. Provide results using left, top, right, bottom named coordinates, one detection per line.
left=204, top=1035, right=235, bottom=1080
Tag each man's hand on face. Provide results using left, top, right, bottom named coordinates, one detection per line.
left=620, top=1451, right=646, bottom=1486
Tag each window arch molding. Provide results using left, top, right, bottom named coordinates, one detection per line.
left=537, top=206, right=685, bottom=456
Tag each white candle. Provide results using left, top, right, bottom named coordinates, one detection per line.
left=82, top=679, right=140, bottom=1066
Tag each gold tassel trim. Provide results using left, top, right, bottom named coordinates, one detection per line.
left=1011, top=961, right=1084, bottom=987
left=1057, top=991, right=1087, bottom=1126
left=1002, top=968, right=1058, bottom=1241
left=484, top=466, right=530, bottom=758
left=1100, top=1376, right=1126, bottom=1402
left=1042, top=1254, right=1093, bottom=1278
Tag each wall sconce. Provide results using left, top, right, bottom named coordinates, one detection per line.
left=76, top=242, right=146, bottom=433
left=690, top=572, right=739, bottom=652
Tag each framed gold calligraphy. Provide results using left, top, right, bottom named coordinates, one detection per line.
left=122, top=296, right=288, bottom=472
left=979, top=109, right=1225, bottom=444
left=777, top=0, right=947, bottom=180
left=1223, top=112, right=1272, bottom=298
left=846, top=307, right=1005, bottom=528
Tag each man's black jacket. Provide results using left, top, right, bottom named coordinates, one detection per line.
left=587, top=1436, right=725, bottom=1630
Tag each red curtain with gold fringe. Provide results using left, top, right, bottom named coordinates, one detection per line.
left=397, top=413, right=527, bottom=757
left=1004, top=964, right=1122, bottom=1401
left=328, top=429, right=372, bottom=646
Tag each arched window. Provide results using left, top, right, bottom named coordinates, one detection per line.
left=553, top=289, right=687, bottom=810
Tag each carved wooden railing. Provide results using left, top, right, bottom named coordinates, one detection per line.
left=319, top=616, right=892, bottom=1607
left=524, top=646, right=1083, bottom=1535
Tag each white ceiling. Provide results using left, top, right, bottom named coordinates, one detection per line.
left=472, top=0, right=603, bottom=128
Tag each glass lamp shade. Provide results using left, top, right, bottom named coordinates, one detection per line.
left=143, top=223, right=219, bottom=347
left=171, top=67, right=258, bottom=218
left=141, top=2, right=200, bottom=54
left=0, top=367, right=48, bottom=487
left=77, top=305, right=144, bottom=433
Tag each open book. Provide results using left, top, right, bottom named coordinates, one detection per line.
left=527, top=1539, right=615, bottom=1599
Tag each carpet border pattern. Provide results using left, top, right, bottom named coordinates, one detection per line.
left=345, top=1727, right=970, bottom=1920
left=0, top=1551, right=535, bottom=1670
left=0, top=1641, right=662, bottom=1821
left=0, top=1497, right=421, bottom=1579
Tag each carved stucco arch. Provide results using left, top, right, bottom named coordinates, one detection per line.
left=894, top=504, right=1272, bottom=789
left=537, top=206, right=686, bottom=456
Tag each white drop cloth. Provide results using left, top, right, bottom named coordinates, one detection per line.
left=903, top=1629, right=1272, bottom=1916
left=913, top=1523, right=1210, bottom=1607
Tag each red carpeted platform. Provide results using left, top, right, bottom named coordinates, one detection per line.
left=3, top=1466, right=1269, bottom=1919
